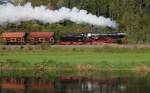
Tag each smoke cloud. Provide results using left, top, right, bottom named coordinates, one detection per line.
left=0, top=3, right=118, bottom=28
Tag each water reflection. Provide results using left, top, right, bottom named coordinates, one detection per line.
left=0, top=77, right=53, bottom=93
left=0, top=76, right=150, bottom=93
left=59, top=77, right=127, bottom=93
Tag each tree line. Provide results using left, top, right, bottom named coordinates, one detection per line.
left=0, top=0, right=150, bottom=44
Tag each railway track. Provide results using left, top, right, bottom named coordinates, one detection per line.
left=1, top=44, right=150, bottom=49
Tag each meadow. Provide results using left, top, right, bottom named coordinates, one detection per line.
left=0, top=45, right=150, bottom=77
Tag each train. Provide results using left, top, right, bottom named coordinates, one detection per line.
left=0, top=31, right=127, bottom=45
left=1, top=76, right=128, bottom=93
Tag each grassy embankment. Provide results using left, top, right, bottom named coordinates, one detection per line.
left=0, top=45, right=150, bottom=77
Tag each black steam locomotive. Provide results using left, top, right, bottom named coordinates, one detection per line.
left=59, top=32, right=127, bottom=45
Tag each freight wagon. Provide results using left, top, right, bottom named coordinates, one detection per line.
left=0, top=31, right=127, bottom=45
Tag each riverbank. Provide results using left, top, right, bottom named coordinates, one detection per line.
left=0, top=44, right=150, bottom=77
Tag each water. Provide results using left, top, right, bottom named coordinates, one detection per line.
left=0, top=75, right=150, bottom=93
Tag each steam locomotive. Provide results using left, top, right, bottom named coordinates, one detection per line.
left=0, top=31, right=127, bottom=45
left=60, top=32, right=127, bottom=45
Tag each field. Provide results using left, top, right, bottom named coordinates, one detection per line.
left=0, top=44, right=150, bottom=77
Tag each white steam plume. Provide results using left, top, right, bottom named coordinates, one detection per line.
left=0, top=3, right=118, bottom=28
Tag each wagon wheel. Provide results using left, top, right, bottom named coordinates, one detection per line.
left=49, top=38, right=55, bottom=44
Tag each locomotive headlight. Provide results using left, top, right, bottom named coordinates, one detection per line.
left=88, top=33, right=92, bottom=37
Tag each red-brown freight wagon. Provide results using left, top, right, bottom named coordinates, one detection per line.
left=1, top=32, right=26, bottom=45
left=29, top=32, right=54, bottom=44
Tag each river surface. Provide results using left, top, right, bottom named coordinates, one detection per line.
left=0, top=75, right=150, bottom=93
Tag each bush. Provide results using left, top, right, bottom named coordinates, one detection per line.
left=40, top=43, right=50, bottom=50
left=1, top=46, right=7, bottom=50
left=20, top=45, right=24, bottom=50
left=26, top=45, right=33, bottom=51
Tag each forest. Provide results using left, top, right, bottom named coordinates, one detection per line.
left=0, top=0, right=150, bottom=44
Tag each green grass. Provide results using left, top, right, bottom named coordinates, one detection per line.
left=0, top=46, right=150, bottom=77
left=0, top=46, right=150, bottom=67
left=1, top=51, right=150, bottom=63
